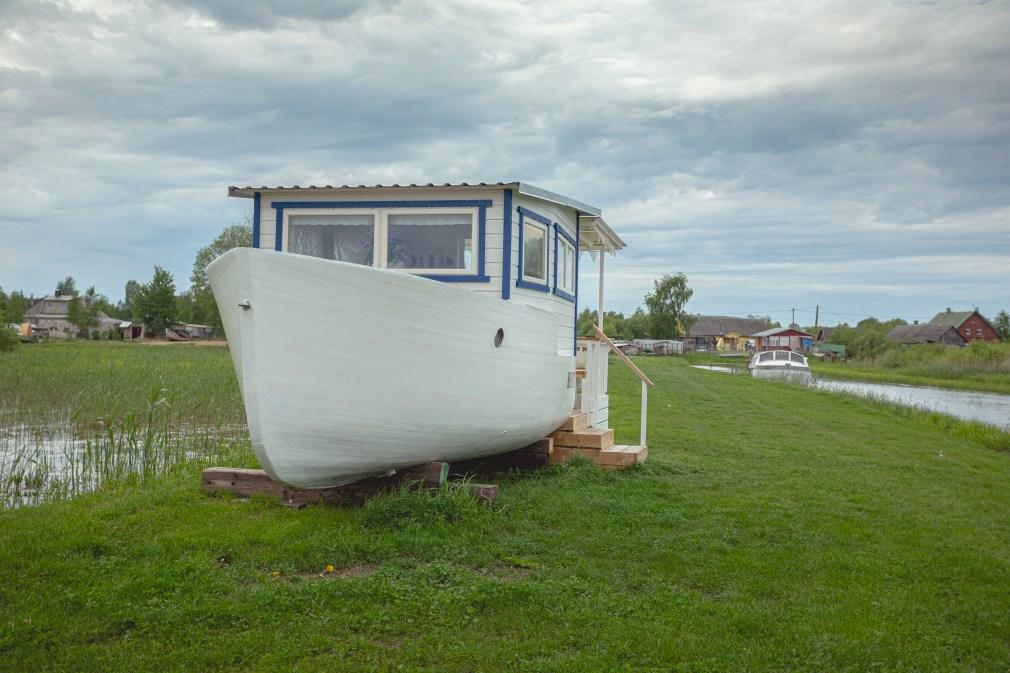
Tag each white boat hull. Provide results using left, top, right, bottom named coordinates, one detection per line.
left=208, top=248, right=575, bottom=488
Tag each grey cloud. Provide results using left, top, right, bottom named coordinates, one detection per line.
left=1, top=0, right=1008, bottom=322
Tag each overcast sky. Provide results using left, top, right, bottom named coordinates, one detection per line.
left=2, top=0, right=1008, bottom=326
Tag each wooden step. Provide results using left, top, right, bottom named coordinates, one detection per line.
left=551, top=427, right=614, bottom=450
left=550, top=444, right=648, bottom=470
left=557, top=412, right=588, bottom=433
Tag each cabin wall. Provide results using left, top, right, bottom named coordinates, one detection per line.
left=253, top=187, right=578, bottom=355
left=512, top=194, right=578, bottom=355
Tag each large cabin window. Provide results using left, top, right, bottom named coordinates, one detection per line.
left=288, top=213, right=375, bottom=265
left=386, top=212, right=475, bottom=272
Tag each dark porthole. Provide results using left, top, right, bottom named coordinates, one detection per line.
left=494, top=328, right=504, bottom=347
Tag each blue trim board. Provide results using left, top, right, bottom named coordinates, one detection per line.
left=252, top=192, right=261, bottom=248
left=574, top=212, right=580, bottom=355
left=515, top=206, right=551, bottom=292
left=270, top=199, right=491, bottom=282
left=501, top=189, right=512, bottom=300
left=517, top=206, right=551, bottom=225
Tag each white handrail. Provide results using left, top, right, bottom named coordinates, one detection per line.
left=592, top=325, right=653, bottom=447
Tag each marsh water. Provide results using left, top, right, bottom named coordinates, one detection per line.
left=691, top=365, right=1010, bottom=429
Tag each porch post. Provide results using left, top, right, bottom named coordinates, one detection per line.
left=597, top=252, right=605, bottom=332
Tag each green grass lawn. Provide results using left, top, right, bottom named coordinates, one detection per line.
left=3, top=349, right=1010, bottom=672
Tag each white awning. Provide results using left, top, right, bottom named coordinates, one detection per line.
left=578, top=215, right=626, bottom=253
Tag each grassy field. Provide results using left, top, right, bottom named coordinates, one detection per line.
left=2, top=345, right=1010, bottom=671
left=811, top=342, right=1010, bottom=394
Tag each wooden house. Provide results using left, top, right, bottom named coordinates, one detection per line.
left=927, top=308, right=1001, bottom=343
left=687, top=316, right=769, bottom=353
left=887, top=323, right=967, bottom=346
left=751, top=326, right=815, bottom=352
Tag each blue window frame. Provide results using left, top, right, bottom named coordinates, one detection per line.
left=516, top=206, right=551, bottom=293
left=269, top=199, right=491, bottom=282
left=553, top=223, right=576, bottom=302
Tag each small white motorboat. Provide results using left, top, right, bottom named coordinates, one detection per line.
left=748, top=350, right=813, bottom=384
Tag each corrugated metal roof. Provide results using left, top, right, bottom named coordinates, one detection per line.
left=887, top=324, right=966, bottom=344
left=689, top=315, right=770, bottom=337
left=928, top=310, right=975, bottom=328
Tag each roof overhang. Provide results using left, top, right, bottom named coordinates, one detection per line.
left=578, top=214, right=626, bottom=253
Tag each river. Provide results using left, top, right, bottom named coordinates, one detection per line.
left=690, top=365, right=1010, bottom=429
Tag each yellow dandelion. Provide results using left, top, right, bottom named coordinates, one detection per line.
left=270, top=570, right=280, bottom=577
left=325, top=564, right=335, bottom=574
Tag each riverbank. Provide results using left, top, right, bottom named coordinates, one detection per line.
left=3, top=349, right=1010, bottom=671
left=811, top=359, right=1010, bottom=395
left=811, top=341, right=1010, bottom=395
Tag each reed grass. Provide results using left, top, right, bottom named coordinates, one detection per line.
left=0, top=341, right=250, bottom=506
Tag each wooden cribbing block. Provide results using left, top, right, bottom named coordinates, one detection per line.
left=551, top=427, right=615, bottom=450
left=558, top=413, right=588, bottom=433
left=449, top=438, right=554, bottom=477
left=202, top=461, right=450, bottom=508
left=550, top=445, right=647, bottom=470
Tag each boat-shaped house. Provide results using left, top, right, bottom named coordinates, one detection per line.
left=212, top=182, right=634, bottom=488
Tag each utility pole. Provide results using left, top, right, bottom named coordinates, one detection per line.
left=792, top=308, right=795, bottom=327
left=815, top=304, right=819, bottom=329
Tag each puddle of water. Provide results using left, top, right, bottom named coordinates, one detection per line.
left=690, top=365, right=745, bottom=374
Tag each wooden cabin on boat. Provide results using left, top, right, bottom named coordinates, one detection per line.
left=229, top=182, right=639, bottom=438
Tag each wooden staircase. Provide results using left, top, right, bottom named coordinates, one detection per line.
left=549, top=412, right=648, bottom=470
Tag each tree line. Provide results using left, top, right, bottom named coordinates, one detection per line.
left=0, top=222, right=252, bottom=342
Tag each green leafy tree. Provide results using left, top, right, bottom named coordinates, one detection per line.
left=134, top=266, right=178, bottom=336
left=55, top=276, right=78, bottom=297
left=65, top=296, right=84, bottom=337
left=191, top=221, right=252, bottom=331
left=994, top=310, right=1010, bottom=341
left=644, top=273, right=694, bottom=338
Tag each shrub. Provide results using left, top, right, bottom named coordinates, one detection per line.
left=0, top=325, right=17, bottom=353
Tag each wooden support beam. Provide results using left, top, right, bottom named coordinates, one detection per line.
left=203, top=461, right=453, bottom=508
left=449, top=438, right=553, bottom=477
left=558, top=413, right=588, bottom=432
left=551, top=427, right=615, bottom=450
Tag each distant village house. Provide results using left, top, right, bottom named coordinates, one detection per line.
left=927, top=308, right=1001, bottom=343
left=751, top=326, right=815, bottom=352
left=23, top=294, right=118, bottom=339
left=687, top=316, right=769, bottom=353
left=887, top=323, right=967, bottom=347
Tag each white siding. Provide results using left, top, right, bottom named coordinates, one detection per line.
left=250, top=186, right=578, bottom=355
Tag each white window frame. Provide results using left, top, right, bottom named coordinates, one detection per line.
left=382, top=207, right=479, bottom=276
left=282, top=207, right=479, bottom=276
left=521, top=219, right=549, bottom=284
left=557, top=233, right=576, bottom=295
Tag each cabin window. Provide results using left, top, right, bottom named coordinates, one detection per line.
left=288, top=213, right=375, bottom=265
left=386, top=212, right=475, bottom=272
left=976, top=328, right=982, bottom=337
left=759, top=352, right=774, bottom=363
left=554, top=224, right=576, bottom=299
left=774, top=351, right=789, bottom=361
left=522, top=220, right=548, bottom=282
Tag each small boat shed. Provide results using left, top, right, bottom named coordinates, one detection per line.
left=229, top=182, right=643, bottom=440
